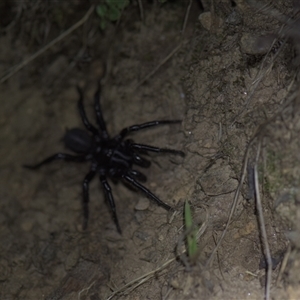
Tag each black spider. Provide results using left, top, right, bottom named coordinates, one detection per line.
left=25, top=84, right=185, bottom=233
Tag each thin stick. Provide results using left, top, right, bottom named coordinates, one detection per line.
left=206, top=82, right=296, bottom=267
left=134, top=42, right=182, bottom=89
left=137, top=0, right=144, bottom=22
left=0, top=5, right=95, bottom=84
left=205, top=144, right=250, bottom=267
left=276, top=243, right=291, bottom=286
left=182, top=0, right=192, bottom=35
left=78, top=280, right=95, bottom=300
left=105, top=257, right=177, bottom=300
left=253, top=141, right=272, bottom=300
left=105, top=210, right=208, bottom=299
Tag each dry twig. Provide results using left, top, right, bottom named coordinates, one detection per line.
left=105, top=257, right=176, bottom=300
left=253, top=141, right=272, bottom=300
left=182, top=0, right=193, bottom=35
left=0, top=5, right=95, bottom=84
left=105, top=209, right=208, bottom=299
left=134, top=42, right=183, bottom=89
left=137, top=0, right=144, bottom=22
left=205, top=142, right=251, bottom=267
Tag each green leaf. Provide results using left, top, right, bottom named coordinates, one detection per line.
left=116, top=0, right=130, bottom=9
left=96, top=4, right=108, bottom=18
left=107, top=5, right=121, bottom=21
left=96, top=0, right=130, bottom=29
left=100, top=18, right=107, bottom=30
left=184, top=200, right=198, bottom=259
left=105, top=0, right=118, bottom=8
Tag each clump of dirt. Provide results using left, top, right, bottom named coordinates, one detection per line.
left=1, top=0, right=300, bottom=299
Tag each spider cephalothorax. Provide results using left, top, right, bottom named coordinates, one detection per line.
left=25, top=84, right=185, bottom=233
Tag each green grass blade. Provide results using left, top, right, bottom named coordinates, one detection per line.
left=184, top=200, right=198, bottom=260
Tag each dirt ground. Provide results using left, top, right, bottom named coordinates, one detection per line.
left=1, top=0, right=300, bottom=299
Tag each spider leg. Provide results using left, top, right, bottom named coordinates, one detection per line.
left=133, top=153, right=151, bottom=168
left=131, top=143, right=185, bottom=157
left=23, top=153, right=86, bottom=169
left=99, top=175, right=122, bottom=233
left=76, top=86, right=99, bottom=136
left=128, top=169, right=147, bottom=182
left=122, top=174, right=173, bottom=211
left=82, top=170, right=96, bottom=230
left=94, top=83, right=109, bottom=139
left=118, top=120, right=182, bottom=140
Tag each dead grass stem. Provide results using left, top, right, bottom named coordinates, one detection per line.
left=0, top=5, right=95, bottom=84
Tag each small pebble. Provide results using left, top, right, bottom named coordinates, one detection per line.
left=135, top=198, right=150, bottom=211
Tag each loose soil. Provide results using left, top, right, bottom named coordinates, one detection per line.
left=1, top=1, right=300, bottom=299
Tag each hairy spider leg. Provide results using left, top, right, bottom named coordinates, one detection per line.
left=118, top=120, right=182, bottom=140
left=99, top=175, right=122, bottom=233
left=131, top=143, right=185, bottom=157
left=94, top=83, right=109, bottom=139
left=82, top=170, right=96, bottom=230
left=122, top=174, right=172, bottom=211
left=23, top=153, right=86, bottom=169
left=76, top=86, right=99, bottom=137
